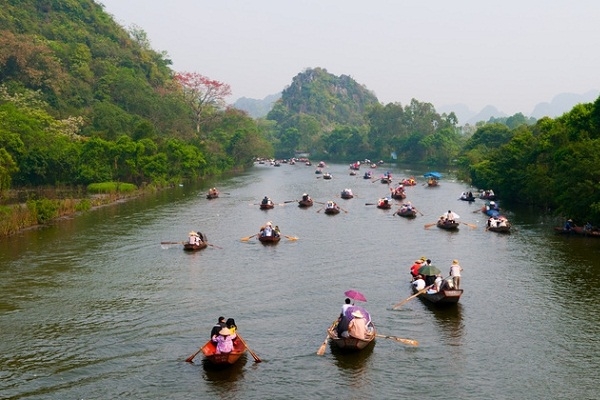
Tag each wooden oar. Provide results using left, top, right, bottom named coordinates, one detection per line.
left=424, top=222, right=437, bottom=229
left=317, top=320, right=337, bottom=355
left=392, top=285, right=433, bottom=309
left=461, top=221, right=477, bottom=229
left=284, top=235, right=298, bottom=241
left=206, top=243, right=223, bottom=249
left=241, top=233, right=258, bottom=241
left=365, top=203, right=377, bottom=206
left=316, top=207, right=325, bottom=213
left=160, top=241, right=184, bottom=245
left=375, top=334, right=419, bottom=346
left=237, top=333, right=261, bottom=363
left=185, top=346, right=203, bottom=363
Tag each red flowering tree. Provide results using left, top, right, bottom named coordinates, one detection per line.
left=173, top=71, right=232, bottom=135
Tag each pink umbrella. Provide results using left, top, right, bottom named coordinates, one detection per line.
left=344, top=289, right=367, bottom=302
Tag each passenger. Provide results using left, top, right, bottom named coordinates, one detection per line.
left=434, top=275, right=443, bottom=291
left=346, top=310, right=368, bottom=339
left=449, top=259, right=463, bottom=289
left=274, top=225, right=281, bottom=237
left=226, top=318, right=237, bottom=335
left=564, top=219, right=574, bottom=231
left=210, top=316, right=226, bottom=339
left=213, top=327, right=237, bottom=354
left=196, top=231, right=206, bottom=242
left=302, top=193, right=309, bottom=201
left=412, top=275, right=426, bottom=291
left=261, top=196, right=271, bottom=205
left=410, top=259, right=424, bottom=277
left=262, top=221, right=273, bottom=237
left=189, top=231, right=200, bottom=245
left=445, top=210, right=455, bottom=223
left=341, top=298, right=353, bottom=315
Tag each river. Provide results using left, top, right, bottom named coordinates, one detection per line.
left=1, top=162, right=599, bottom=399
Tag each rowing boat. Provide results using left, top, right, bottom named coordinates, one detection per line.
left=200, top=339, right=246, bottom=367
left=183, top=242, right=208, bottom=251
left=411, top=283, right=463, bottom=305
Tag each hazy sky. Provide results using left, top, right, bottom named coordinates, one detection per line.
left=98, top=0, right=600, bottom=115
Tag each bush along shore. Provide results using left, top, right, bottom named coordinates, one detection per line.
left=0, top=182, right=155, bottom=238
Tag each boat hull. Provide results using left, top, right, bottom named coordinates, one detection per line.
left=396, top=209, right=417, bottom=218
left=258, top=235, right=281, bottom=244
left=437, top=221, right=459, bottom=230
left=259, top=203, right=275, bottom=210
left=327, top=326, right=376, bottom=352
left=324, top=208, right=340, bottom=215
left=183, top=242, right=208, bottom=252
left=412, top=286, right=463, bottom=305
left=201, top=339, right=246, bottom=367
left=298, top=199, right=314, bottom=207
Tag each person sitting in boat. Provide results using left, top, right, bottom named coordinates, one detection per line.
left=445, top=210, right=455, bottom=223
left=213, top=327, right=237, bottom=354
left=412, top=275, right=426, bottom=291
left=226, top=318, right=237, bottom=335
left=209, top=187, right=218, bottom=196
left=378, top=198, right=390, bottom=207
left=210, top=316, right=226, bottom=339
left=434, top=275, right=443, bottom=291
left=196, top=231, right=206, bottom=242
left=410, top=258, right=425, bottom=277
left=584, top=222, right=593, bottom=232
left=188, top=231, right=200, bottom=245
left=564, top=219, right=575, bottom=232
left=326, top=201, right=338, bottom=210
left=274, top=225, right=281, bottom=237
left=261, top=196, right=272, bottom=205
left=302, top=193, right=311, bottom=202
left=344, top=310, right=368, bottom=339
left=260, top=221, right=274, bottom=237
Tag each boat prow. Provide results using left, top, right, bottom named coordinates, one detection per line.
left=200, top=339, right=247, bottom=368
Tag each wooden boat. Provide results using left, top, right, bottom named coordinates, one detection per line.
left=340, top=190, right=354, bottom=199
left=363, top=172, right=372, bottom=179
left=487, top=217, right=511, bottom=233
left=259, top=202, right=275, bottom=210
left=324, top=205, right=340, bottom=215
left=322, top=173, right=332, bottom=180
left=258, top=234, right=281, bottom=244
left=349, top=170, right=356, bottom=176
left=481, top=203, right=500, bottom=217
left=327, top=321, right=376, bottom=352
left=183, top=242, right=208, bottom=251
left=380, top=177, right=392, bottom=184
left=401, top=177, right=417, bottom=186
left=554, top=226, right=600, bottom=238
left=206, top=192, right=219, bottom=199
left=427, top=178, right=439, bottom=187
left=377, top=199, right=392, bottom=209
left=395, top=207, right=417, bottom=218
left=479, top=190, right=496, bottom=200
left=315, top=168, right=323, bottom=174
left=411, top=284, right=463, bottom=305
left=390, top=189, right=406, bottom=200
left=200, top=339, right=246, bottom=367
left=298, top=198, right=314, bottom=207
left=459, top=193, right=475, bottom=202
left=437, top=220, right=459, bottom=230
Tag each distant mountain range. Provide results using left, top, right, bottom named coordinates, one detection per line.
left=234, top=88, right=600, bottom=126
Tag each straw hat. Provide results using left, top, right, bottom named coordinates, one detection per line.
left=219, top=327, right=232, bottom=336
left=351, top=310, right=364, bottom=319
left=267, top=221, right=272, bottom=226
left=452, top=259, right=459, bottom=264
left=189, top=231, right=198, bottom=236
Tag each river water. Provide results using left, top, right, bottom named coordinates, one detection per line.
left=1, top=162, right=599, bottom=399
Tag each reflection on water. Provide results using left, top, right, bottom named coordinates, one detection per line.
left=429, top=304, right=465, bottom=346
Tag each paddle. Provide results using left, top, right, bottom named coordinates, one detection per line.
left=241, top=233, right=258, bottom=241
left=392, top=285, right=434, bottom=309
left=207, top=243, right=223, bottom=249
left=461, top=222, right=477, bottom=229
left=424, top=222, right=437, bottom=229
left=317, top=320, right=337, bottom=356
left=365, top=203, right=377, bottom=206
left=339, top=206, right=349, bottom=214
left=185, top=347, right=203, bottom=363
left=237, top=333, right=261, bottom=363
left=316, top=207, right=325, bottom=213
left=375, top=334, right=419, bottom=346
left=284, top=235, right=298, bottom=241
left=160, top=241, right=185, bottom=245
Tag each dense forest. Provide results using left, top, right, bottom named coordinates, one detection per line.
left=0, top=0, right=272, bottom=195
left=2, top=0, right=600, bottom=231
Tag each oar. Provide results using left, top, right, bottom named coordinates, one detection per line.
left=338, top=206, right=349, bottom=213
left=424, top=222, right=437, bottom=229
left=317, top=320, right=337, bottom=355
left=241, top=233, right=258, bottom=241
left=185, top=346, right=203, bottom=363
left=375, top=334, right=419, bottom=346
left=461, top=221, right=477, bottom=229
left=365, top=203, right=377, bottom=206
left=207, top=243, right=223, bottom=249
left=316, top=207, right=325, bottom=213
left=236, top=333, right=261, bottom=363
left=392, top=285, right=434, bottom=309
left=160, top=241, right=185, bottom=245
left=314, top=201, right=326, bottom=205
left=284, top=235, right=298, bottom=241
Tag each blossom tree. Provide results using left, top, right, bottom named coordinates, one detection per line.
left=173, top=71, right=232, bottom=135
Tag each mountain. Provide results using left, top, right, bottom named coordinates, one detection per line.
left=439, top=90, right=600, bottom=125
left=233, top=93, right=281, bottom=118
left=267, top=67, right=379, bottom=129
left=530, top=90, right=600, bottom=119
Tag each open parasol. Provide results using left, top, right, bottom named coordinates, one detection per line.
left=344, top=289, right=367, bottom=302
